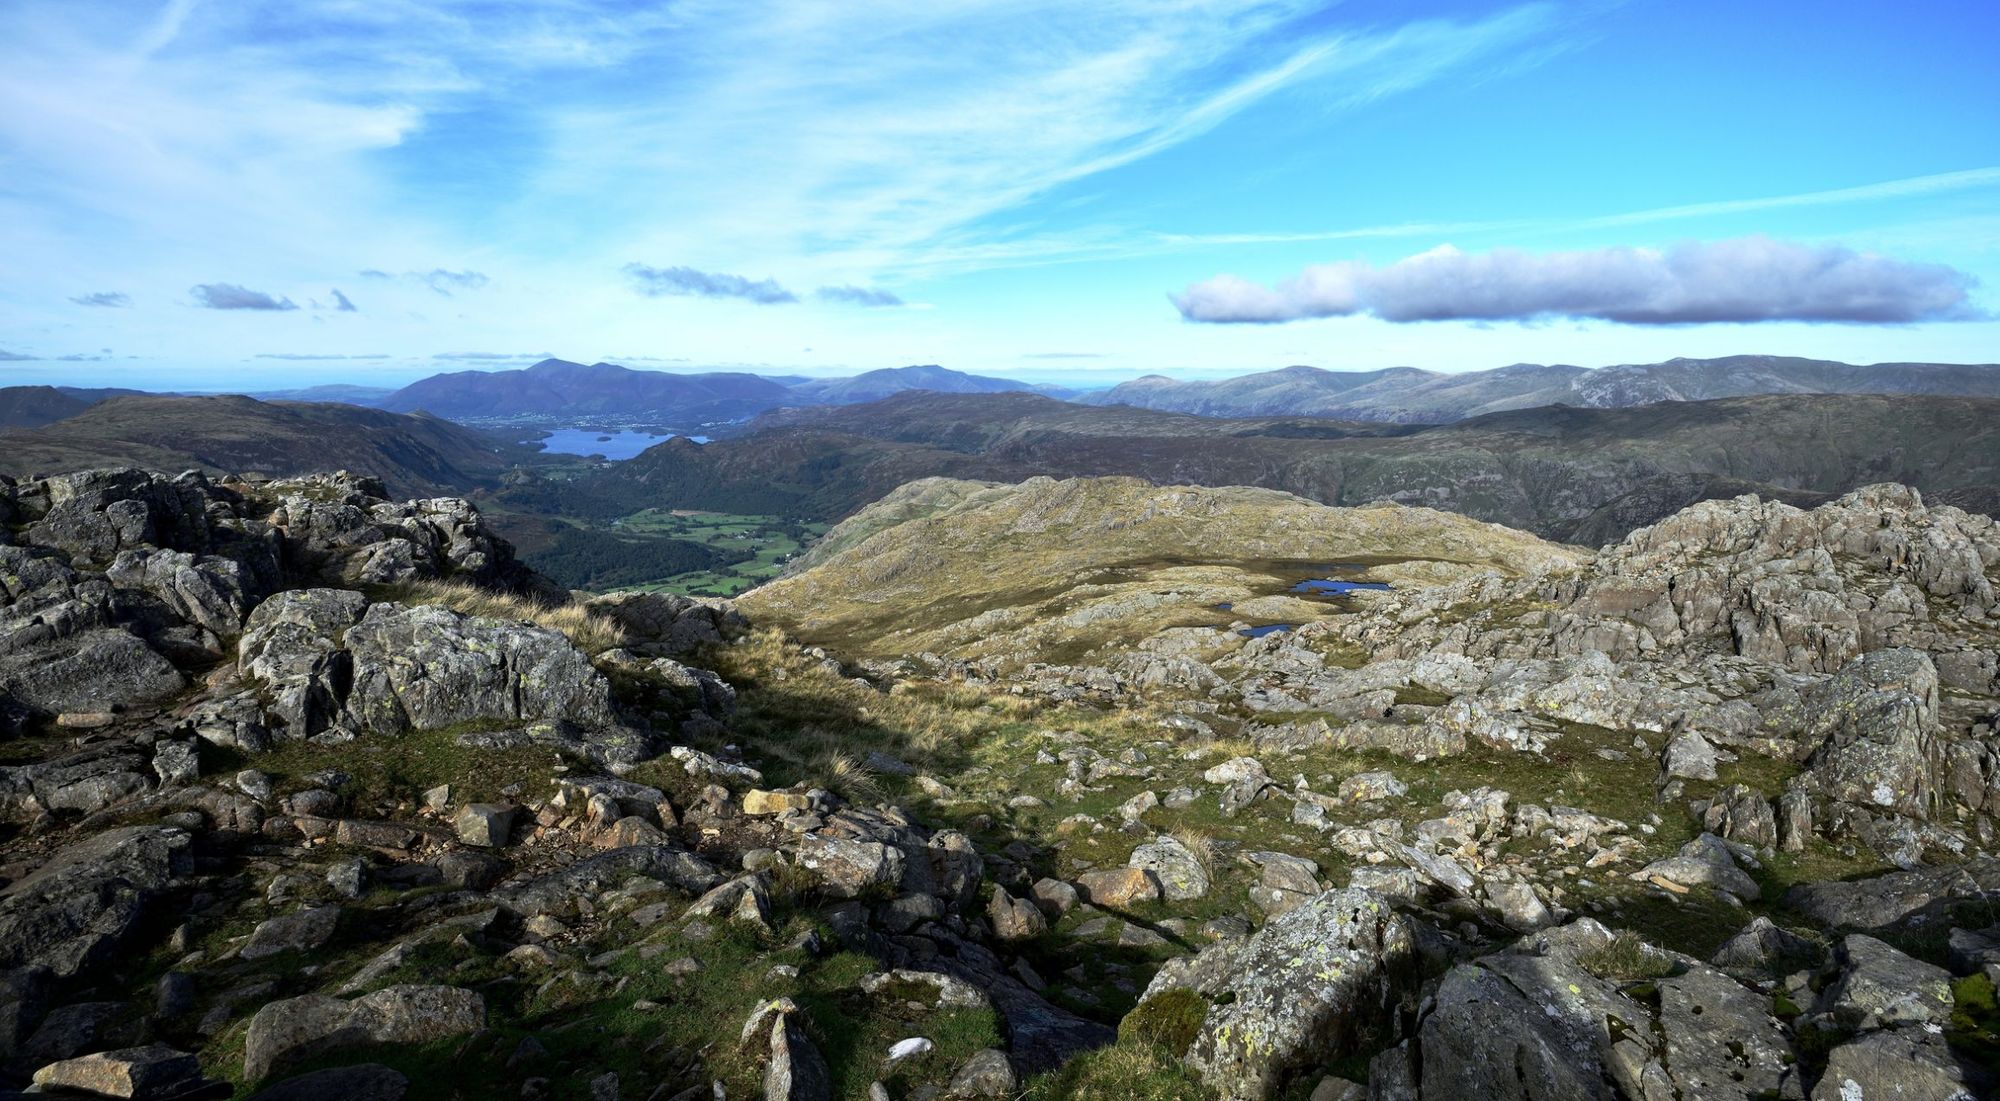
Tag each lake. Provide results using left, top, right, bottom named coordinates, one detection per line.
left=1237, top=623, right=1298, bottom=639
left=1291, top=577, right=1392, bottom=596
left=532, top=429, right=707, bottom=460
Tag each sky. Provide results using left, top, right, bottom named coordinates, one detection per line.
left=2, top=0, right=1997, bottom=390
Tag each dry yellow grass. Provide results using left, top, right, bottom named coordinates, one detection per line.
left=397, top=578, right=630, bottom=654
left=1168, top=826, right=1220, bottom=884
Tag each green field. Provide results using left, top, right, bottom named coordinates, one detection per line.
left=608, top=509, right=830, bottom=596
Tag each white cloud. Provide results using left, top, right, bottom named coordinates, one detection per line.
left=1173, top=237, right=1981, bottom=325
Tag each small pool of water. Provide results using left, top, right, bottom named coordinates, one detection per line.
left=532, top=429, right=707, bottom=460
left=1212, top=602, right=1233, bottom=611
left=1291, top=578, right=1392, bottom=596
left=1238, top=623, right=1299, bottom=639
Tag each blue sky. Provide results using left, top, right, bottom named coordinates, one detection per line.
left=2, top=0, right=1996, bottom=389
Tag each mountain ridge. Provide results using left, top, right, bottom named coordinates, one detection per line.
left=1085, top=355, right=2000, bottom=421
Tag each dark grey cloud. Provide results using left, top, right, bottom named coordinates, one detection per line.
left=331, top=289, right=357, bottom=312
left=1173, top=237, right=1981, bottom=326
left=70, top=291, right=131, bottom=308
left=814, top=284, right=903, bottom=307
left=432, top=351, right=555, bottom=361
left=624, top=263, right=798, bottom=305
left=191, top=283, right=299, bottom=311
left=253, top=353, right=390, bottom=361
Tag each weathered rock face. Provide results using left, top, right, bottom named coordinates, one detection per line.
left=0, top=628, right=185, bottom=715
left=1391, top=921, right=1795, bottom=1101
left=237, top=589, right=369, bottom=738
left=1143, top=888, right=1419, bottom=1100
left=342, top=602, right=618, bottom=733
left=242, top=984, right=485, bottom=1083
left=1787, top=648, right=1943, bottom=819
left=582, top=591, right=745, bottom=656
left=236, top=593, right=620, bottom=740
left=30, top=1042, right=209, bottom=1098
left=1786, top=858, right=2000, bottom=931
left=0, top=467, right=576, bottom=730
left=0, top=826, right=192, bottom=980
left=261, top=474, right=548, bottom=593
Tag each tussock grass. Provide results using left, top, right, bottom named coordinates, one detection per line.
left=1577, top=931, right=1678, bottom=981
left=1117, top=989, right=1209, bottom=1056
left=1169, top=827, right=1219, bottom=885
left=1024, top=1039, right=1213, bottom=1100
left=396, top=578, right=630, bottom=654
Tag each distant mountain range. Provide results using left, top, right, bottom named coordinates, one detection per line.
left=1084, top=355, right=2000, bottom=421
left=541, top=389, right=2000, bottom=542
left=783, top=364, right=1074, bottom=405
left=14, top=355, right=1996, bottom=435
left=9, top=385, right=1999, bottom=547
left=377, top=359, right=792, bottom=423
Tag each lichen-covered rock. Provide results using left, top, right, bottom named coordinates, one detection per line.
left=1810, top=1025, right=1989, bottom=1101
left=1128, top=835, right=1211, bottom=901
left=987, top=886, right=1048, bottom=941
left=30, top=1043, right=206, bottom=1098
left=241, top=906, right=342, bottom=961
left=797, top=835, right=903, bottom=898
left=242, top=984, right=484, bottom=1083
left=1635, top=833, right=1762, bottom=901
left=1402, top=922, right=1794, bottom=1101
left=238, top=589, right=369, bottom=738
left=342, top=602, right=618, bottom=733
left=1786, top=858, right=2000, bottom=931
left=0, top=628, right=183, bottom=716
left=1815, top=934, right=1955, bottom=1029
left=1143, top=888, right=1418, bottom=1100
left=1788, top=648, right=1945, bottom=824
left=582, top=591, right=745, bottom=655
left=763, top=1010, right=832, bottom=1101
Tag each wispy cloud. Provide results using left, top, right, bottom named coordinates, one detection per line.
left=0, top=348, right=34, bottom=361
left=1145, top=167, right=2000, bottom=254
left=1024, top=351, right=1106, bottom=360
left=70, top=291, right=131, bottom=307
left=432, top=351, right=554, bottom=361
left=1174, top=237, right=1981, bottom=325
left=358, top=269, right=489, bottom=295
left=815, top=285, right=903, bottom=307
left=331, top=288, right=356, bottom=312
left=528, top=2, right=1567, bottom=279
left=191, top=283, right=298, bottom=310
left=253, top=352, right=388, bottom=360
left=624, top=263, right=798, bottom=305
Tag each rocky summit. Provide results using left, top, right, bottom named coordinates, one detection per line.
left=2, top=466, right=1999, bottom=1101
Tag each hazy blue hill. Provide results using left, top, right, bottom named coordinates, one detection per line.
left=783, top=364, right=1045, bottom=405
left=1086, top=356, right=2000, bottom=422
left=380, top=358, right=793, bottom=423
left=0, top=385, right=94, bottom=429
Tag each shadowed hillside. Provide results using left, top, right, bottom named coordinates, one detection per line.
left=553, top=390, right=2000, bottom=542
left=0, top=394, right=533, bottom=498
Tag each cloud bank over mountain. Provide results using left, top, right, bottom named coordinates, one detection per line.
left=1172, top=237, right=1980, bottom=326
